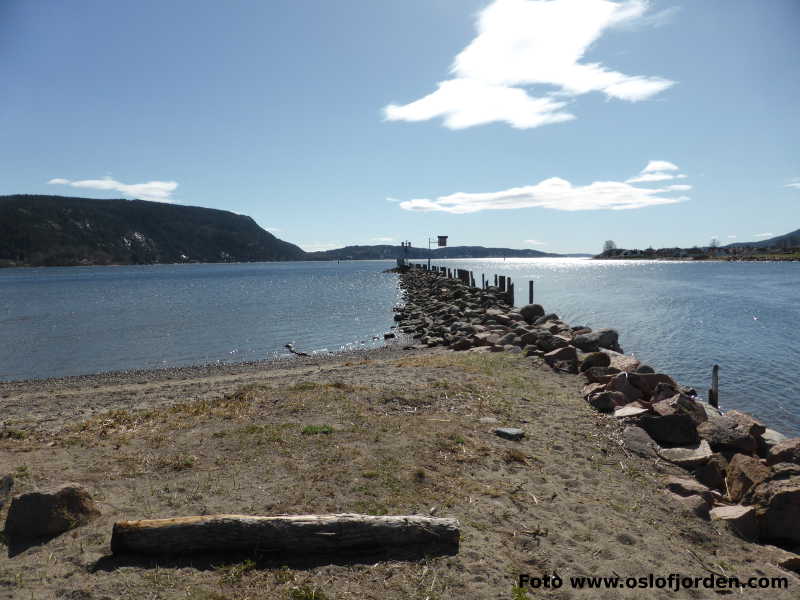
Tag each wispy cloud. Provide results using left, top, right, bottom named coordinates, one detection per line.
left=727, top=235, right=737, bottom=239
left=371, top=236, right=395, bottom=243
left=626, top=159, right=687, bottom=183
left=47, top=176, right=178, bottom=202
left=786, top=180, right=800, bottom=189
left=384, top=0, right=675, bottom=130
left=399, top=160, right=689, bottom=214
left=753, top=232, right=774, bottom=238
left=525, top=239, right=548, bottom=245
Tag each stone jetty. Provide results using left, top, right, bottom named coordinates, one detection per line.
left=395, top=267, right=800, bottom=551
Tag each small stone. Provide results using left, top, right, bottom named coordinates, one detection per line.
left=494, top=428, right=524, bottom=441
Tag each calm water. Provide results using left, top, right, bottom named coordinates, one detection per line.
left=421, top=258, right=800, bottom=436
left=2, top=258, right=799, bottom=435
left=0, top=261, right=401, bottom=380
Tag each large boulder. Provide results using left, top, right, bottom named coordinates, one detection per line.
left=725, top=410, right=766, bottom=438
left=579, top=352, right=611, bottom=372
left=657, top=440, right=713, bottom=467
left=640, top=414, right=700, bottom=446
left=606, top=373, right=643, bottom=405
left=726, top=454, right=771, bottom=502
left=622, top=425, right=659, bottom=459
left=603, top=350, right=640, bottom=373
left=652, top=393, right=708, bottom=426
left=4, top=483, right=100, bottom=540
left=583, top=366, right=621, bottom=384
left=694, top=453, right=729, bottom=491
left=760, top=429, right=788, bottom=455
left=627, top=373, right=679, bottom=400
left=536, top=333, right=568, bottom=353
left=766, top=438, right=800, bottom=467
left=573, top=328, right=621, bottom=353
left=697, top=415, right=758, bottom=453
left=667, top=492, right=710, bottom=519
left=589, top=390, right=626, bottom=412
left=710, top=505, right=759, bottom=541
left=544, top=345, right=578, bottom=363
left=744, top=467, right=800, bottom=545
left=519, top=304, right=545, bottom=324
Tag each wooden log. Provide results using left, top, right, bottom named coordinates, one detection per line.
left=111, top=513, right=460, bottom=556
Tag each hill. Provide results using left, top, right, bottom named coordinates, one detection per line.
left=304, top=245, right=587, bottom=260
left=0, top=195, right=305, bottom=266
left=724, top=228, right=800, bottom=249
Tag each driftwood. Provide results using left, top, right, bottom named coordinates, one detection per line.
left=111, top=513, right=460, bottom=555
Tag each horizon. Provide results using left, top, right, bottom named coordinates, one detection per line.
left=1, top=0, right=798, bottom=254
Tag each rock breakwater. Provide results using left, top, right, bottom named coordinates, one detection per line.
left=395, top=267, right=800, bottom=554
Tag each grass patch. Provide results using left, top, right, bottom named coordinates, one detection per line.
left=301, top=424, right=333, bottom=435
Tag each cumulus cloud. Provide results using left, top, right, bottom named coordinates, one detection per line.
left=525, top=239, right=548, bottom=245
left=398, top=159, right=688, bottom=214
left=384, top=0, right=675, bottom=129
left=48, top=176, right=178, bottom=202
left=642, top=160, right=679, bottom=172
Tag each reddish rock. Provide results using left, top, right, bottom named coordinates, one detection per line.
left=698, top=415, right=757, bottom=453
left=695, top=454, right=729, bottom=491
left=726, top=454, right=771, bottom=502
left=604, top=350, right=640, bottom=373
left=652, top=394, right=708, bottom=426
left=544, top=345, right=578, bottom=363
left=579, top=352, right=611, bottom=372
left=710, top=505, right=759, bottom=541
left=627, top=373, right=678, bottom=400
left=745, top=469, right=800, bottom=544
left=766, top=438, right=800, bottom=467
left=726, top=410, right=766, bottom=437
left=607, top=373, right=642, bottom=405
left=588, top=391, right=626, bottom=412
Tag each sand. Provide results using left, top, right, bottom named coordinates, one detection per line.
left=1, top=347, right=798, bottom=599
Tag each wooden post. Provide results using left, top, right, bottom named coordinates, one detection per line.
left=494, top=274, right=498, bottom=287
left=709, top=365, right=720, bottom=408
left=528, top=280, right=534, bottom=304
left=481, top=274, right=485, bottom=288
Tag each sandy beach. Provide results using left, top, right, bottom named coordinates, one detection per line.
left=1, top=343, right=798, bottom=599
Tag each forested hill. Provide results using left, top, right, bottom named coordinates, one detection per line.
left=724, top=229, right=800, bottom=249
left=304, top=245, right=585, bottom=260
left=0, top=195, right=306, bottom=266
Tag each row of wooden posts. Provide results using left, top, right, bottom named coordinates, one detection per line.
left=410, top=263, right=536, bottom=307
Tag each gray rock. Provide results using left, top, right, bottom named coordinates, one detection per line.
left=543, top=345, right=578, bottom=363
left=657, top=440, right=713, bottom=468
left=614, top=405, right=649, bottom=418
left=622, top=425, right=660, bottom=459
left=589, top=390, right=626, bottom=413
left=697, top=415, right=757, bottom=453
left=519, top=303, right=545, bottom=324
left=710, top=505, right=759, bottom=541
left=667, top=492, right=710, bottom=519
left=534, top=313, right=559, bottom=325
left=665, top=476, right=714, bottom=503
left=694, top=454, right=729, bottom=491
left=573, top=328, right=621, bottom=353
left=760, top=428, right=788, bottom=455
left=639, top=413, right=700, bottom=446
left=579, top=352, right=611, bottom=372
left=494, top=428, right=525, bottom=441
left=4, top=483, right=100, bottom=540
left=766, top=437, right=800, bottom=466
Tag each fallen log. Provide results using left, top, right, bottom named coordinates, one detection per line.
left=111, top=513, right=460, bottom=555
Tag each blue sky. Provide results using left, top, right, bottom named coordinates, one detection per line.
left=1, top=0, right=798, bottom=254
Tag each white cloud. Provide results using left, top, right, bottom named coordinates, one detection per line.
left=371, top=237, right=395, bottom=243
left=47, top=176, right=178, bottom=202
left=525, top=239, right=548, bottom=245
left=626, top=172, right=676, bottom=183
left=665, top=184, right=691, bottom=191
left=786, top=181, right=800, bottom=189
left=642, top=160, right=679, bottom=172
left=727, top=235, right=737, bottom=239
left=753, top=232, right=774, bottom=238
left=399, top=164, right=688, bottom=214
left=385, top=197, right=402, bottom=203
left=384, top=0, right=675, bottom=130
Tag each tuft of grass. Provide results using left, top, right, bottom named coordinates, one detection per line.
left=503, top=448, right=528, bottom=464
left=301, top=424, right=333, bottom=435
left=288, top=586, right=329, bottom=600
left=217, top=559, right=256, bottom=584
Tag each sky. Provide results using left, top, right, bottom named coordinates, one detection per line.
left=1, top=0, right=798, bottom=254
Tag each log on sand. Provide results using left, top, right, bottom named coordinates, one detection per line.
left=111, top=513, right=460, bottom=555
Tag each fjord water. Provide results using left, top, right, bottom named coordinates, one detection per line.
left=0, top=261, right=401, bottom=380
left=2, top=258, right=799, bottom=435
left=427, top=258, right=800, bottom=436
